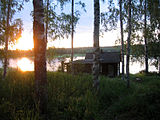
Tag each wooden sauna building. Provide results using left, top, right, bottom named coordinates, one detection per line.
left=64, top=51, right=121, bottom=77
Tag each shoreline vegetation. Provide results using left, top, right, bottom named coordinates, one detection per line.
left=0, top=46, right=120, bottom=58
left=0, top=69, right=160, bottom=119
left=0, top=44, right=153, bottom=58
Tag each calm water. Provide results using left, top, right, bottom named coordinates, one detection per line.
left=0, top=56, right=85, bottom=72
left=120, top=57, right=158, bottom=74
left=0, top=56, right=158, bottom=74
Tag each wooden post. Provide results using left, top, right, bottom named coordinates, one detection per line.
left=118, top=63, right=120, bottom=76
left=61, top=60, right=64, bottom=72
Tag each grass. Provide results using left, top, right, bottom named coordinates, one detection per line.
left=0, top=70, right=160, bottom=120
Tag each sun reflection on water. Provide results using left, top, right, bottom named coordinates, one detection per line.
left=17, top=57, right=34, bottom=72
left=5, top=56, right=158, bottom=73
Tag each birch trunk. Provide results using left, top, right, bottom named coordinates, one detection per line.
left=126, top=0, right=132, bottom=88
left=3, top=0, right=11, bottom=79
left=93, top=0, right=100, bottom=90
left=119, top=0, right=125, bottom=80
left=45, top=0, right=49, bottom=43
left=158, top=57, right=160, bottom=74
left=144, top=0, right=149, bottom=74
left=71, top=0, right=74, bottom=74
left=0, top=1, right=2, bottom=20
left=33, top=0, right=47, bottom=117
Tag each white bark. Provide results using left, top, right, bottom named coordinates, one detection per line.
left=119, top=0, right=125, bottom=80
left=158, top=57, right=160, bottom=74
left=93, top=0, right=100, bottom=90
left=144, top=0, right=149, bottom=73
left=3, top=0, right=11, bottom=79
left=126, top=0, right=132, bottom=88
left=71, top=0, right=74, bottom=74
left=33, top=0, right=47, bottom=117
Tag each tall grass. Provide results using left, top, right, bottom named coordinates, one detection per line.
left=0, top=70, right=160, bottom=119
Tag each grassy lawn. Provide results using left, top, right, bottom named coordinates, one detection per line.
left=0, top=70, right=160, bottom=120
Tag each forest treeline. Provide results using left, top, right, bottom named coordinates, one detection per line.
left=0, top=46, right=120, bottom=58
left=0, top=43, right=159, bottom=58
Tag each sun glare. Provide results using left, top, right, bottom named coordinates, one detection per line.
left=15, top=32, right=33, bottom=50
left=17, top=57, right=34, bottom=72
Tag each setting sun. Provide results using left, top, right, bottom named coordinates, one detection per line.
left=15, top=32, right=33, bottom=50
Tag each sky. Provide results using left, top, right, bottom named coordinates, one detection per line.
left=14, top=0, right=120, bottom=49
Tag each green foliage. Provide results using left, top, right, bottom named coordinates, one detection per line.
left=0, top=49, right=33, bottom=58
left=44, top=0, right=85, bottom=41
left=0, top=0, right=25, bottom=46
left=0, top=70, right=160, bottom=119
left=47, top=46, right=120, bottom=55
left=101, top=0, right=119, bottom=31
left=130, top=42, right=160, bottom=69
left=147, top=0, right=160, bottom=30
left=102, top=0, right=159, bottom=67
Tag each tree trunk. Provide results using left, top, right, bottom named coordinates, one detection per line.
left=33, top=0, right=47, bottom=117
left=119, top=0, right=125, bottom=80
left=3, top=0, right=11, bottom=79
left=144, top=0, right=149, bottom=74
left=45, top=0, right=49, bottom=43
left=71, top=0, right=74, bottom=74
left=93, top=0, right=100, bottom=90
left=0, top=1, right=2, bottom=20
left=158, top=57, right=160, bottom=74
left=126, top=0, right=132, bottom=88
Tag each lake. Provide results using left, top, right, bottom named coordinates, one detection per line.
left=0, top=56, right=85, bottom=72
left=0, top=56, right=158, bottom=74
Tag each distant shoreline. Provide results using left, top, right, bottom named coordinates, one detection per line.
left=0, top=46, right=121, bottom=58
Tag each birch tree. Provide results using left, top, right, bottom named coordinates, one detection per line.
left=0, top=1, right=2, bottom=20
left=70, top=0, right=85, bottom=73
left=147, top=0, right=160, bottom=73
left=3, top=0, right=11, bottom=79
left=44, top=0, right=80, bottom=41
left=126, top=0, right=132, bottom=88
left=144, top=0, right=149, bottom=73
left=71, top=0, right=74, bottom=74
left=119, top=0, right=125, bottom=80
left=45, top=0, right=49, bottom=43
left=130, top=0, right=160, bottom=74
left=101, top=0, right=123, bottom=79
left=93, top=0, right=100, bottom=90
left=33, top=0, right=47, bottom=117
left=0, top=0, right=23, bottom=79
